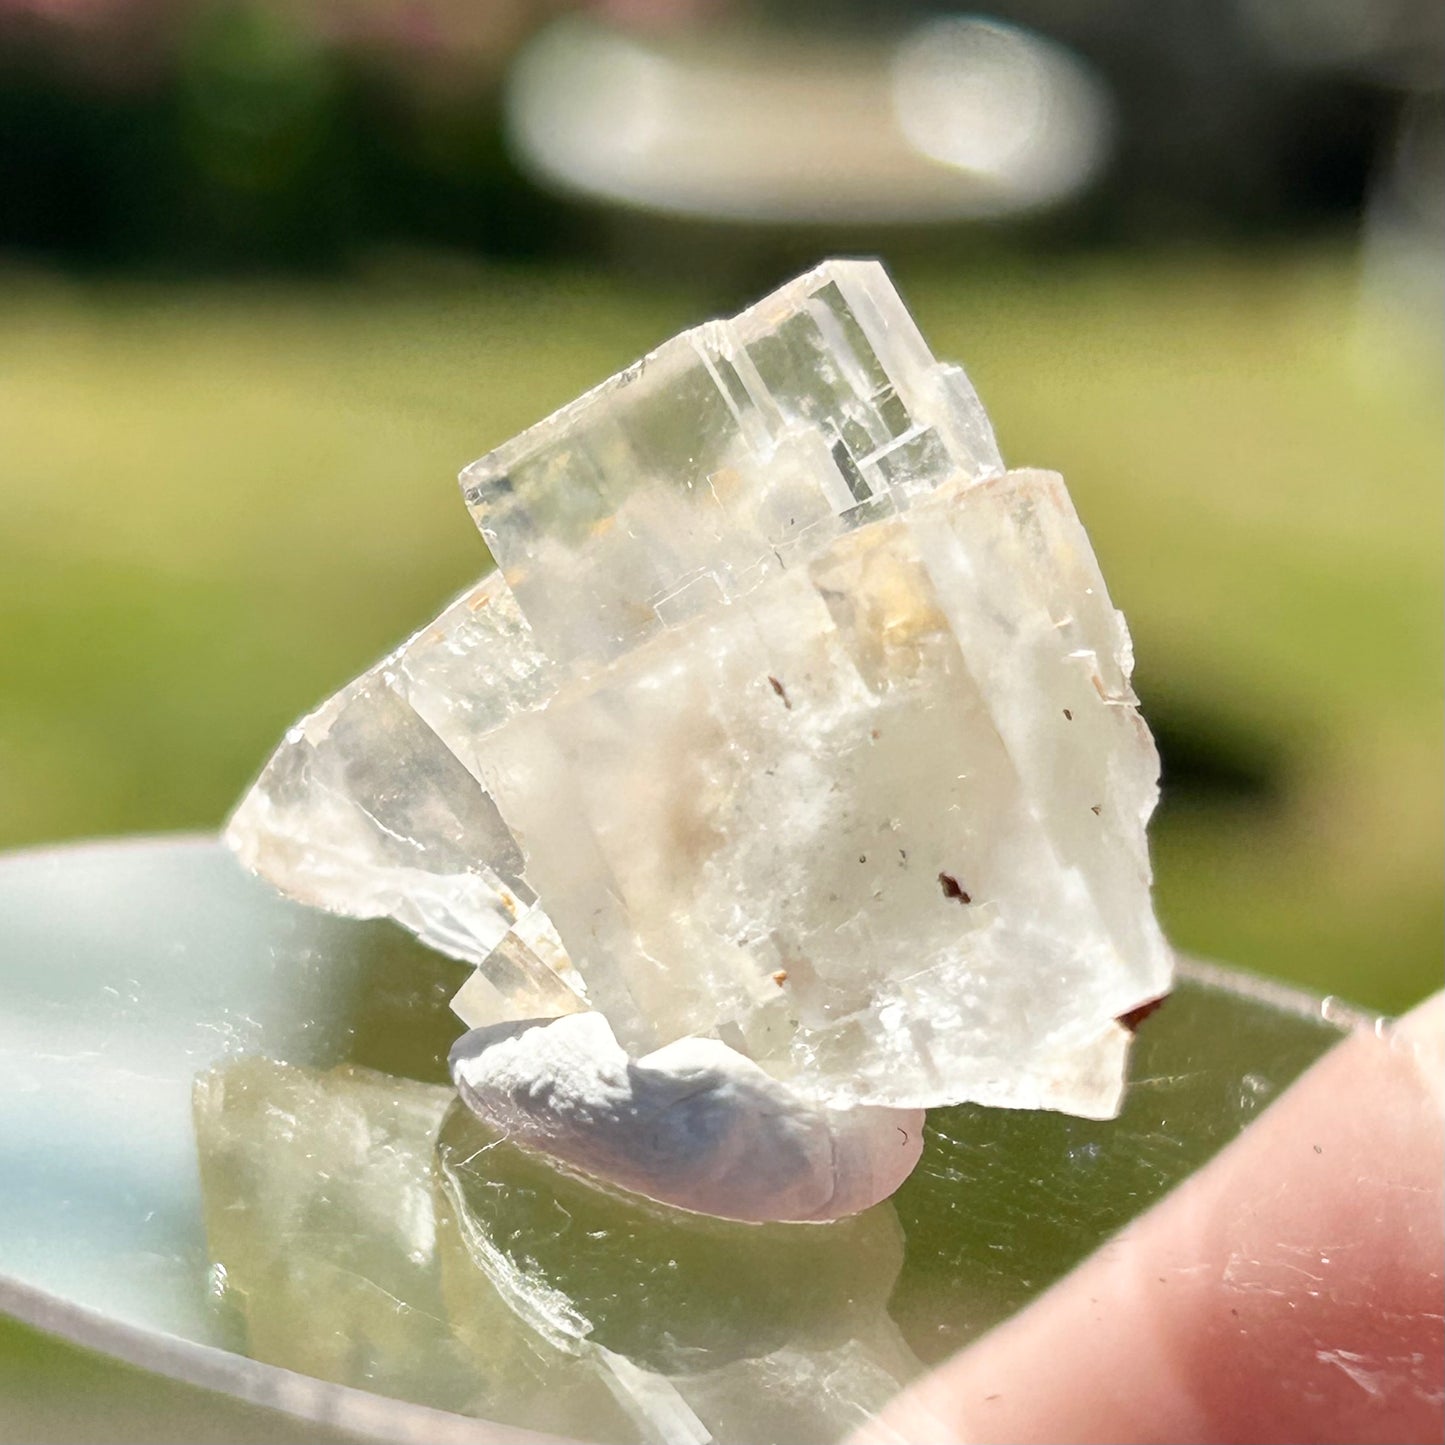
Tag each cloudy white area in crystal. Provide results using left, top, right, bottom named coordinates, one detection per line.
left=227, top=259, right=1172, bottom=1130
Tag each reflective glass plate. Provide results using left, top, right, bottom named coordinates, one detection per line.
left=0, top=837, right=1370, bottom=1444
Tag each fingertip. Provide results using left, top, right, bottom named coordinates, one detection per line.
left=1388, top=990, right=1445, bottom=1118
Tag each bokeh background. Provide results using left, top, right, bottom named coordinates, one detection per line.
left=1, top=0, right=1440, bottom=1013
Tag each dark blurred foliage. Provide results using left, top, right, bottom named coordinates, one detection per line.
left=0, top=0, right=1412, bottom=273
left=768, top=0, right=1403, bottom=238
left=0, top=0, right=569, bottom=270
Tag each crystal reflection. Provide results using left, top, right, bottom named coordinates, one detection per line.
left=193, top=1054, right=916, bottom=1445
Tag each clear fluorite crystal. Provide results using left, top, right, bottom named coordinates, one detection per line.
left=227, top=259, right=1171, bottom=1120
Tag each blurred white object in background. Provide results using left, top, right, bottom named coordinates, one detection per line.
left=891, top=17, right=1111, bottom=214
left=504, top=14, right=1112, bottom=224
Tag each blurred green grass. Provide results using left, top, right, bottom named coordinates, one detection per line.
left=1, top=248, right=1439, bottom=1012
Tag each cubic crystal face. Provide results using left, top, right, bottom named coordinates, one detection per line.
left=228, top=259, right=1171, bottom=1118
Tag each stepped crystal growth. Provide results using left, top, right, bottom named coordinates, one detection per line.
left=228, top=260, right=1171, bottom=1148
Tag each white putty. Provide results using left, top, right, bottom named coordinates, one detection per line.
left=450, top=1013, right=924, bottom=1223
